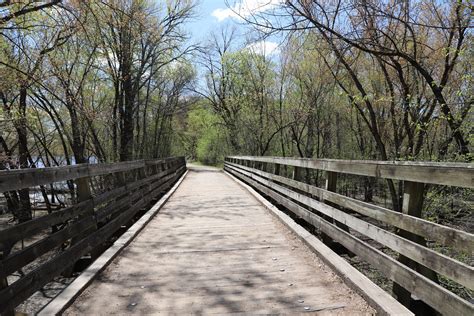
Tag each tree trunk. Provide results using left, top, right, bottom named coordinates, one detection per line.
left=14, top=86, right=32, bottom=223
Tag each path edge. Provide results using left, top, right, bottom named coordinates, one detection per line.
left=38, top=170, right=189, bottom=316
left=225, top=170, right=413, bottom=316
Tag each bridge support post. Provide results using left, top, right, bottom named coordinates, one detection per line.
left=392, top=181, right=439, bottom=314
left=321, top=171, right=337, bottom=245
left=293, top=166, right=303, bottom=181
left=321, top=172, right=353, bottom=255
left=65, top=174, right=97, bottom=275
left=274, top=163, right=280, bottom=175
left=0, top=251, right=13, bottom=316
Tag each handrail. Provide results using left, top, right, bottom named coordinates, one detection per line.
left=225, top=161, right=473, bottom=252
left=0, top=157, right=179, bottom=193
left=0, top=157, right=186, bottom=314
left=227, top=156, right=474, bottom=188
left=224, top=156, right=473, bottom=315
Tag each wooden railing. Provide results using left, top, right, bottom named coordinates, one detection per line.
left=0, top=157, right=186, bottom=314
left=224, top=156, right=473, bottom=315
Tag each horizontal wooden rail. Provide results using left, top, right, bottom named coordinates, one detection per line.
left=0, top=169, right=181, bottom=278
left=227, top=156, right=473, bottom=188
left=0, top=157, right=186, bottom=314
left=224, top=156, right=473, bottom=316
left=225, top=163, right=472, bottom=288
left=0, top=157, right=179, bottom=193
left=225, top=161, right=473, bottom=253
left=0, top=166, right=179, bottom=251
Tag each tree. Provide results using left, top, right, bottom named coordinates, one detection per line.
left=0, top=1, right=75, bottom=222
left=92, top=0, right=195, bottom=161
left=239, top=0, right=472, bottom=157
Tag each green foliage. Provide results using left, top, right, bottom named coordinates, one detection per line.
left=176, top=103, right=228, bottom=166
left=423, top=186, right=473, bottom=227
left=196, top=125, right=225, bottom=165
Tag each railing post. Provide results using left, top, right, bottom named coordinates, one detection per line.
left=392, top=181, right=438, bottom=313
left=274, top=163, right=280, bottom=175
left=153, top=160, right=160, bottom=175
left=65, top=174, right=97, bottom=275
left=321, top=171, right=337, bottom=244
left=325, top=171, right=337, bottom=192
left=76, top=177, right=92, bottom=204
left=0, top=252, right=13, bottom=316
left=321, top=172, right=352, bottom=255
left=293, top=166, right=304, bottom=181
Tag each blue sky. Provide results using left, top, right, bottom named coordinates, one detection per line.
left=186, top=0, right=280, bottom=55
left=188, top=1, right=225, bottom=42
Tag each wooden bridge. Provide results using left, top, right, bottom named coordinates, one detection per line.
left=0, top=157, right=472, bottom=315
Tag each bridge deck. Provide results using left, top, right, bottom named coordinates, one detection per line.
left=65, top=167, right=373, bottom=315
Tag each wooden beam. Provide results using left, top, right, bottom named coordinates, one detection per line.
left=226, top=156, right=473, bottom=188
left=393, top=181, right=440, bottom=311
left=225, top=164, right=474, bottom=289
left=225, top=161, right=473, bottom=252
left=225, top=170, right=413, bottom=316
left=38, top=170, right=188, bottom=316
left=0, top=157, right=184, bottom=193
left=226, top=167, right=473, bottom=316
left=0, top=162, right=186, bottom=313
left=0, top=166, right=181, bottom=250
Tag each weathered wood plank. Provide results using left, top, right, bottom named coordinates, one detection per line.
left=0, top=165, right=181, bottom=250
left=62, top=167, right=375, bottom=316
left=226, top=156, right=474, bottom=188
left=225, top=161, right=474, bottom=253
left=0, top=200, right=93, bottom=252
left=38, top=170, right=188, bottom=316
left=0, top=198, right=145, bottom=313
left=226, top=167, right=473, bottom=316
left=0, top=167, right=185, bottom=313
left=96, top=168, right=182, bottom=223
left=0, top=157, right=183, bottom=193
left=0, top=216, right=97, bottom=278
left=225, top=164, right=474, bottom=290
left=0, top=166, right=184, bottom=279
left=225, top=170, right=413, bottom=316
left=393, top=181, right=439, bottom=309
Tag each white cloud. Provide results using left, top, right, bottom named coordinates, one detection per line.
left=211, top=8, right=238, bottom=22
left=211, top=0, right=282, bottom=22
left=246, top=40, right=279, bottom=55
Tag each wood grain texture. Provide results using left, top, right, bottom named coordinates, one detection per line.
left=0, top=157, right=184, bottom=192
left=227, top=156, right=474, bottom=188
left=226, top=169, right=412, bottom=315
left=64, top=167, right=374, bottom=315
left=226, top=166, right=473, bottom=316
left=225, top=164, right=473, bottom=289
left=0, top=159, right=185, bottom=314
left=0, top=164, right=182, bottom=250
left=225, top=161, right=473, bottom=252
